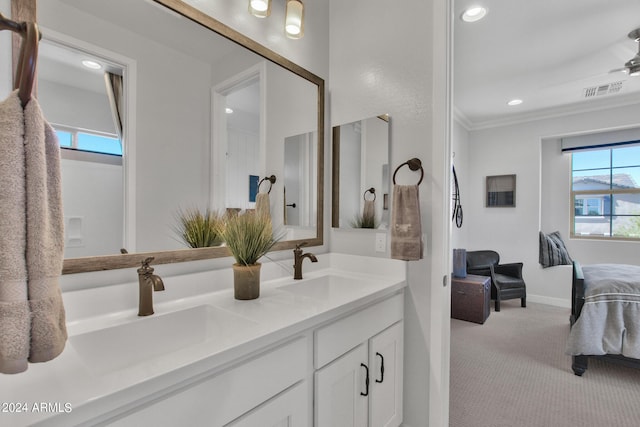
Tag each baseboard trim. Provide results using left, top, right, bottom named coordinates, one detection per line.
left=527, top=294, right=571, bottom=308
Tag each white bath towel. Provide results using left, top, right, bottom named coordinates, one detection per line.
left=362, top=199, right=375, bottom=223
left=23, top=96, right=67, bottom=364
left=0, top=91, right=66, bottom=374
left=255, top=192, right=272, bottom=237
left=255, top=192, right=271, bottom=220
left=0, top=91, right=30, bottom=374
left=390, top=184, right=423, bottom=261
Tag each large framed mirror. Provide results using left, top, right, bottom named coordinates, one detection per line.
left=332, top=115, right=390, bottom=229
left=36, top=0, right=324, bottom=274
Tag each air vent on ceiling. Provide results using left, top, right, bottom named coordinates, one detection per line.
left=583, top=81, right=624, bottom=98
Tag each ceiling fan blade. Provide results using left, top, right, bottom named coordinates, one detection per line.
left=609, top=66, right=628, bottom=74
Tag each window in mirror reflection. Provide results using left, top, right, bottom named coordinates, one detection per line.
left=55, top=127, right=122, bottom=156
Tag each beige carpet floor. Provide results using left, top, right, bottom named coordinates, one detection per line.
left=450, top=301, right=640, bottom=427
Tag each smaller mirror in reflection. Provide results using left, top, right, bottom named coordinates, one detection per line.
left=333, top=115, right=390, bottom=229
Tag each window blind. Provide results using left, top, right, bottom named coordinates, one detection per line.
left=561, top=127, right=640, bottom=152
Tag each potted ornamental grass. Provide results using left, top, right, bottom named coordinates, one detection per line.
left=217, top=210, right=280, bottom=300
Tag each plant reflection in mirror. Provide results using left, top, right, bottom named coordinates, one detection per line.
left=350, top=212, right=379, bottom=229
left=173, top=207, right=224, bottom=248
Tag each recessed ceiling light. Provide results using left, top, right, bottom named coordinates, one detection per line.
left=507, top=99, right=523, bottom=106
left=225, top=107, right=234, bottom=114
left=81, top=60, right=102, bottom=70
left=461, top=6, right=487, bottom=23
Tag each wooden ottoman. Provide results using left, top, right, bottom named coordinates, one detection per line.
left=451, top=274, right=491, bottom=324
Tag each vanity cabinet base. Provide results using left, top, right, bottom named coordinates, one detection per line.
left=105, top=337, right=308, bottom=427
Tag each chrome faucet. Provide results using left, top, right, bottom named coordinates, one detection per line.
left=137, top=257, right=165, bottom=316
left=293, top=243, right=318, bottom=280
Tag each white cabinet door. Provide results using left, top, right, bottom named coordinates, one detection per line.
left=226, top=381, right=309, bottom=427
left=315, top=343, right=369, bottom=427
left=369, top=321, right=403, bottom=427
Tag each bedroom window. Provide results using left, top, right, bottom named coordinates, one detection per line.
left=571, top=145, right=640, bottom=240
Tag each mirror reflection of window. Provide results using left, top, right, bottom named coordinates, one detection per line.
left=37, top=40, right=125, bottom=259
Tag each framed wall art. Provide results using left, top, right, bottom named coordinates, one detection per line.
left=486, top=174, right=516, bottom=207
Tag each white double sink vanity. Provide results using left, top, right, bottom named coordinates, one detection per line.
left=2, top=253, right=406, bottom=427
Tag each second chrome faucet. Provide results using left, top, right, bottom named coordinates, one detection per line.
left=293, top=243, right=318, bottom=280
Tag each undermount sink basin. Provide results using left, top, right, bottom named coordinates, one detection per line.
left=276, top=274, right=370, bottom=301
left=70, top=305, right=258, bottom=375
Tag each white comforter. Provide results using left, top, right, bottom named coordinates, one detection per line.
left=566, top=264, right=640, bottom=358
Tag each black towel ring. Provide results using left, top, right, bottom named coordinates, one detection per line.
left=392, top=158, right=423, bottom=185
left=258, top=175, right=276, bottom=194
left=363, top=187, right=376, bottom=201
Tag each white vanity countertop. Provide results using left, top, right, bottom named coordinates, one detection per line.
left=0, top=253, right=406, bottom=427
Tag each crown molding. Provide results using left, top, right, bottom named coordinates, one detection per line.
left=460, top=93, right=640, bottom=131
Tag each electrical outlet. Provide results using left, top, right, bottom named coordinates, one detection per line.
left=375, top=233, right=387, bottom=253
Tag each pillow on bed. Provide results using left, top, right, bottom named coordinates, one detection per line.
left=539, top=231, right=572, bottom=268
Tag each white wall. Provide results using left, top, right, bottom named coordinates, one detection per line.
left=464, top=103, right=640, bottom=306
left=60, top=158, right=123, bottom=258
left=329, top=0, right=450, bottom=425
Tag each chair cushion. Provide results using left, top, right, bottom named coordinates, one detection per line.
left=493, top=273, right=525, bottom=289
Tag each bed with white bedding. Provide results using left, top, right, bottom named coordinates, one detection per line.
left=567, top=261, right=640, bottom=376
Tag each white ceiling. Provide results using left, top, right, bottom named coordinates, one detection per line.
left=454, top=0, right=640, bottom=129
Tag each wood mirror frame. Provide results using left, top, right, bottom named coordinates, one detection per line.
left=61, top=0, right=324, bottom=274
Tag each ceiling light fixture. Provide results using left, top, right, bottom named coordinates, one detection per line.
left=285, top=0, right=304, bottom=39
left=507, top=99, right=523, bottom=106
left=81, top=60, right=102, bottom=70
left=249, top=0, right=271, bottom=18
left=225, top=107, right=234, bottom=114
left=461, top=6, right=487, bottom=23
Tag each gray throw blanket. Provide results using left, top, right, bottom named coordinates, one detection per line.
left=566, top=264, right=640, bottom=358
